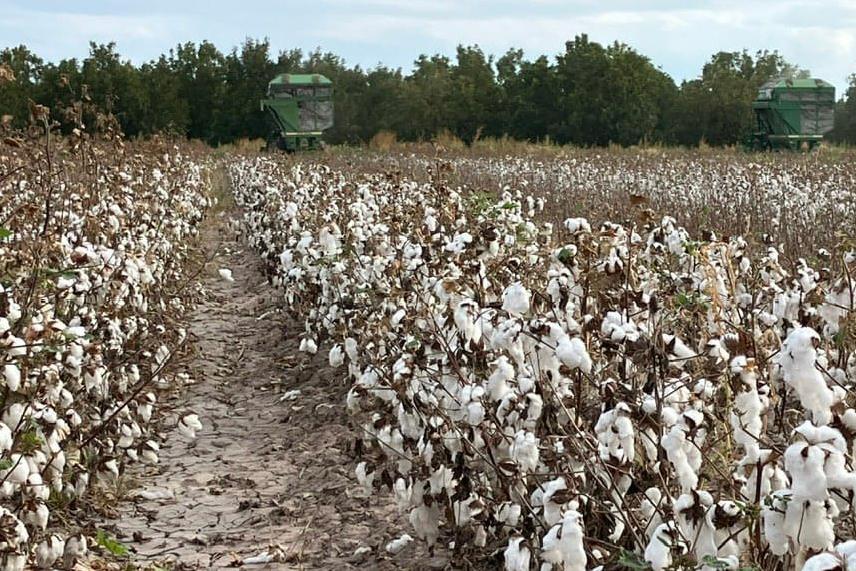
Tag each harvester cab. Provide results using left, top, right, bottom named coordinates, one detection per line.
left=260, top=73, right=333, bottom=151
left=746, top=77, right=835, bottom=150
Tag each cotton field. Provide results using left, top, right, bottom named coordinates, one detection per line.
left=230, top=153, right=856, bottom=571
left=3, top=137, right=856, bottom=570
left=0, top=136, right=209, bottom=569
left=325, top=149, right=856, bottom=256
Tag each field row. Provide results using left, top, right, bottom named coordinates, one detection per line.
left=0, top=137, right=209, bottom=569
left=231, top=154, right=856, bottom=571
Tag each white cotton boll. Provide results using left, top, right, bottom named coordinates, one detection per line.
left=355, top=461, right=375, bottom=494
left=63, top=534, right=88, bottom=567
left=385, top=533, right=413, bottom=554
left=453, top=300, right=482, bottom=345
left=0, top=422, right=12, bottom=452
left=2, top=453, right=30, bottom=484
left=729, top=357, right=763, bottom=463
left=4, top=553, right=26, bottom=571
left=217, top=268, right=234, bottom=282
left=467, top=401, right=486, bottom=426
left=800, top=552, right=846, bottom=571
left=786, top=499, right=836, bottom=552
left=299, top=337, right=318, bottom=354
left=541, top=478, right=570, bottom=526
left=762, top=491, right=790, bottom=556
left=785, top=441, right=828, bottom=502
left=487, top=356, right=515, bottom=401
left=645, top=522, right=681, bottom=571
left=556, top=336, right=592, bottom=374
left=6, top=336, right=25, bottom=357
left=3, top=364, right=21, bottom=392
left=328, top=345, right=345, bottom=367
left=509, top=430, right=539, bottom=473
left=779, top=327, right=833, bottom=425
left=564, top=218, right=591, bottom=234
left=502, top=282, right=531, bottom=316
left=178, top=413, right=202, bottom=439
left=663, top=333, right=695, bottom=367
left=662, top=425, right=698, bottom=493
left=525, top=394, right=543, bottom=425
left=541, top=509, right=586, bottom=571
left=640, top=487, right=664, bottom=538
left=390, top=308, right=406, bottom=328
left=409, top=503, right=440, bottom=544
left=497, top=502, right=522, bottom=527
left=504, top=537, right=530, bottom=571
left=835, top=540, right=856, bottom=561
left=344, top=337, right=359, bottom=361
left=393, top=478, right=412, bottom=513
left=35, top=534, right=65, bottom=569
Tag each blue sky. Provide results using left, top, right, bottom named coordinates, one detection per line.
left=3, top=0, right=855, bottom=94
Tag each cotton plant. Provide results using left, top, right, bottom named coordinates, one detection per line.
left=1, top=140, right=209, bottom=566
left=230, top=155, right=856, bottom=570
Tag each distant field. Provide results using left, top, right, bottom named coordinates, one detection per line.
left=316, top=145, right=856, bottom=259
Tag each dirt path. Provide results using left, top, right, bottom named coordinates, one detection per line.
left=103, top=209, right=449, bottom=570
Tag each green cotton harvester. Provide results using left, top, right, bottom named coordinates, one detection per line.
left=746, top=77, right=835, bottom=150
left=260, top=73, right=333, bottom=151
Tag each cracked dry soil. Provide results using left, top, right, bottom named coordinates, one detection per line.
left=103, top=209, right=450, bottom=570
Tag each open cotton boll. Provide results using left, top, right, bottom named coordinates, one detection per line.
left=502, top=282, right=531, bottom=316
left=556, top=336, right=592, bottom=374
left=409, top=503, right=440, bottom=544
left=563, top=217, right=591, bottom=234
left=509, top=430, right=539, bottom=473
left=299, top=337, right=318, bottom=354
left=662, top=333, right=696, bottom=368
left=778, top=327, right=833, bottom=425
left=541, top=508, right=586, bottom=571
left=328, top=344, right=345, bottom=367
left=645, top=522, right=683, bottom=571
left=355, top=461, right=375, bottom=494
left=3, top=363, right=21, bottom=392
left=178, top=413, right=202, bottom=439
left=800, top=552, right=847, bottom=571
left=385, top=533, right=413, bottom=554
left=217, top=268, right=234, bottom=282
left=504, top=536, right=530, bottom=571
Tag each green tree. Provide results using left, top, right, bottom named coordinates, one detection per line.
left=0, top=45, right=44, bottom=128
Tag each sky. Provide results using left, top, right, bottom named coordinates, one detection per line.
left=2, top=0, right=855, bottom=94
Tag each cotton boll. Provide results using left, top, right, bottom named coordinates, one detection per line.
left=63, top=534, right=88, bottom=568
left=504, top=537, right=530, bottom=571
left=645, top=522, right=682, bottom=571
left=661, top=424, right=698, bottom=493
left=385, top=533, right=413, bottom=554
left=509, top=430, right=539, bottom=474
left=800, top=552, right=846, bottom=571
left=487, top=356, right=515, bottom=401
left=0, top=421, right=12, bottom=452
left=502, top=283, right=531, bottom=316
left=178, top=413, right=202, bottom=439
left=328, top=344, right=345, bottom=367
left=556, top=336, right=592, bottom=374
left=2, top=453, right=31, bottom=484
left=3, top=364, right=21, bottom=392
left=35, top=534, right=65, bottom=569
left=298, top=337, right=318, bottom=354
left=541, top=509, right=586, bottom=571
left=778, top=327, right=833, bottom=425
left=2, top=553, right=26, bottom=571
left=409, top=503, right=440, bottom=544
left=355, top=461, right=375, bottom=494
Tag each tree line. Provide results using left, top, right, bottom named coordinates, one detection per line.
left=1, top=36, right=855, bottom=146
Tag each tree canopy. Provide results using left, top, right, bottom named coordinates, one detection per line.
left=1, top=38, right=853, bottom=146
